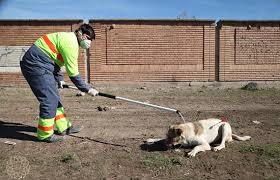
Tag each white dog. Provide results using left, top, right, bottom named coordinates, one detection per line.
left=146, top=118, right=251, bottom=157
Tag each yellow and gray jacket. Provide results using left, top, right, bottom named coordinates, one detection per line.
left=35, top=32, right=90, bottom=92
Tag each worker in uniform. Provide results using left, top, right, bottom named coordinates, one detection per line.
left=20, top=24, right=98, bottom=142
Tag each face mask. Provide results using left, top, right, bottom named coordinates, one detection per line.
left=80, top=39, right=91, bottom=49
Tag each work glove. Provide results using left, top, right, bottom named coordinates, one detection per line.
left=88, top=88, right=99, bottom=96
left=58, top=81, right=66, bottom=89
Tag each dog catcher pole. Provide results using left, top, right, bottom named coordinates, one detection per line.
left=63, top=84, right=186, bottom=122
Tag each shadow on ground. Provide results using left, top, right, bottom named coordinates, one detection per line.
left=0, top=121, right=37, bottom=142
left=140, top=139, right=168, bottom=152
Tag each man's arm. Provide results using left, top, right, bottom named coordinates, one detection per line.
left=70, top=74, right=91, bottom=92
left=70, top=75, right=98, bottom=96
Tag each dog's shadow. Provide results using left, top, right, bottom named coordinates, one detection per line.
left=140, top=139, right=197, bottom=152
left=0, top=120, right=38, bottom=142
left=140, top=139, right=169, bottom=152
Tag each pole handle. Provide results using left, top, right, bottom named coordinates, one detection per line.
left=62, top=84, right=71, bottom=88
left=98, top=92, right=116, bottom=99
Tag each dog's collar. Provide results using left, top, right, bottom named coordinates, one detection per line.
left=220, top=117, right=228, bottom=122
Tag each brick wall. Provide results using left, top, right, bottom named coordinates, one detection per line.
left=89, top=20, right=216, bottom=82
left=0, top=19, right=84, bottom=86
left=0, top=19, right=280, bottom=86
left=218, top=20, right=280, bottom=81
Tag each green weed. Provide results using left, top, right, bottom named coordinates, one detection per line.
left=239, top=144, right=280, bottom=164
left=61, top=153, right=74, bottom=163
left=141, top=153, right=183, bottom=170
left=60, top=152, right=82, bottom=171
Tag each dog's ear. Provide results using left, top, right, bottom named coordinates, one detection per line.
left=175, top=128, right=183, bottom=136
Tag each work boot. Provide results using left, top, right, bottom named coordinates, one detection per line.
left=60, top=125, right=82, bottom=135
left=42, top=134, right=64, bottom=143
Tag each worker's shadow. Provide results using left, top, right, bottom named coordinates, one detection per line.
left=0, top=120, right=38, bottom=142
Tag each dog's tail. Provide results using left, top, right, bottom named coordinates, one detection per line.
left=232, top=134, right=251, bottom=141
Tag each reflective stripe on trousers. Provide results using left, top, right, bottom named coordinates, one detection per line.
left=55, top=106, right=71, bottom=133
left=37, top=117, right=54, bottom=140
left=37, top=107, right=71, bottom=140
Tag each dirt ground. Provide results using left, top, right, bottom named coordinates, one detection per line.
left=0, top=82, right=279, bottom=180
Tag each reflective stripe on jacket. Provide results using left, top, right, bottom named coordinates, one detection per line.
left=34, top=32, right=79, bottom=77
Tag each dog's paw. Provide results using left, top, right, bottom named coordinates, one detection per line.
left=244, top=136, right=251, bottom=140
left=145, top=138, right=161, bottom=144
left=213, top=145, right=225, bottom=152
left=145, top=138, right=155, bottom=144
left=187, top=150, right=197, bottom=157
left=213, top=147, right=219, bottom=152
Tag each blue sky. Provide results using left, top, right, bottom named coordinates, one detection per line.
left=0, top=0, right=279, bottom=20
